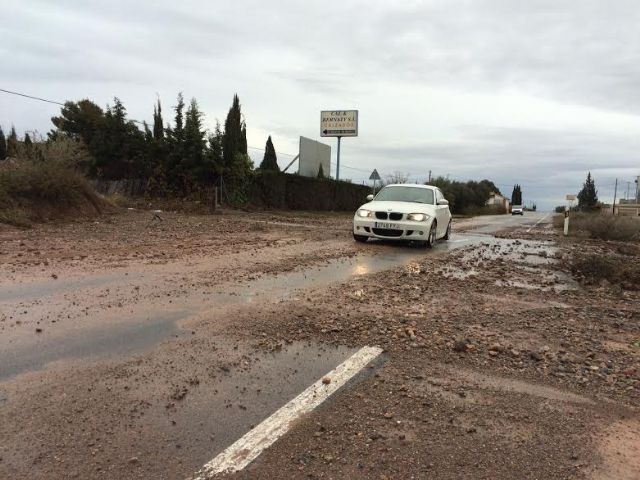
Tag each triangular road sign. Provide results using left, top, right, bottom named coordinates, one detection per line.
left=369, top=169, right=381, bottom=181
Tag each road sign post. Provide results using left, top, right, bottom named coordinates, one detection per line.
left=369, top=169, right=381, bottom=195
left=321, top=110, right=358, bottom=181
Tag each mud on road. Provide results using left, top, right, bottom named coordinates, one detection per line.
left=0, top=210, right=638, bottom=480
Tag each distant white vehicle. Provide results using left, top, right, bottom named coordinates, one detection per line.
left=353, top=184, right=452, bottom=247
left=511, top=205, right=524, bottom=215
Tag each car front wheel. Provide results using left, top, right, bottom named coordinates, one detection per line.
left=353, top=233, right=368, bottom=243
left=426, top=221, right=437, bottom=248
left=443, top=220, right=452, bottom=240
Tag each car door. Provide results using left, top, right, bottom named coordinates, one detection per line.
left=434, top=189, right=449, bottom=237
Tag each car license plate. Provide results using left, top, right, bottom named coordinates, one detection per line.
left=375, top=222, right=395, bottom=229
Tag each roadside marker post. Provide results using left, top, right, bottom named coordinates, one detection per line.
left=564, top=194, right=576, bottom=236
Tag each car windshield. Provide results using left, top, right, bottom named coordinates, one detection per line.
left=374, top=186, right=435, bottom=204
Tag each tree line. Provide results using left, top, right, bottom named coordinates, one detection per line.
left=426, top=176, right=502, bottom=214
left=1, top=93, right=282, bottom=197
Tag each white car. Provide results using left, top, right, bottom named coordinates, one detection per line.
left=511, top=205, right=524, bottom=215
left=353, top=184, right=452, bottom=247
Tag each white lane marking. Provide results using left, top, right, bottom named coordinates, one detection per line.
left=526, top=213, right=550, bottom=233
left=192, top=346, right=383, bottom=479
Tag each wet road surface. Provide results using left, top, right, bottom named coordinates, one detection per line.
left=0, top=212, right=549, bottom=380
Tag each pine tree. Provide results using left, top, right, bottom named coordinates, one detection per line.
left=317, top=163, right=325, bottom=179
left=24, top=132, right=32, bottom=148
left=153, top=99, right=164, bottom=141
left=577, top=172, right=598, bottom=210
left=0, top=126, right=7, bottom=160
left=7, top=126, right=18, bottom=157
left=259, top=136, right=279, bottom=171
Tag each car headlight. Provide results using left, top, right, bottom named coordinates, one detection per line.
left=407, top=213, right=430, bottom=222
left=357, top=209, right=373, bottom=218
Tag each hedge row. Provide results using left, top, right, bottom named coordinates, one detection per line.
left=247, top=172, right=370, bottom=211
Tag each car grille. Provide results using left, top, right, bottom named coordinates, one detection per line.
left=375, top=212, right=404, bottom=220
left=372, top=228, right=403, bottom=237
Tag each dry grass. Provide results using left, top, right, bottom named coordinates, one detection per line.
left=554, top=212, right=640, bottom=241
left=0, top=159, right=111, bottom=227
left=569, top=252, right=640, bottom=290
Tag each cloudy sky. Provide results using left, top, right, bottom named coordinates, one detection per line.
left=2, top=0, right=640, bottom=209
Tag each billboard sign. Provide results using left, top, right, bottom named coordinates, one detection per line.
left=321, top=110, right=358, bottom=137
left=299, top=136, right=331, bottom=178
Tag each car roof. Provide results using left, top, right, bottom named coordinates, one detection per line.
left=384, top=184, right=437, bottom=190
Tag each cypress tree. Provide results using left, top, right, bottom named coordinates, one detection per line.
left=259, top=136, right=279, bottom=171
left=317, top=163, right=325, bottom=179
left=184, top=98, right=207, bottom=182
left=223, top=94, right=243, bottom=169
left=511, top=184, right=522, bottom=205
left=207, top=121, right=224, bottom=177
left=577, top=172, right=598, bottom=210
left=24, top=132, right=33, bottom=148
left=240, top=122, right=248, bottom=155
left=153, top=99, right=164, bottom=141
left=0, top=126, right=7, bottom=160
left=7, top=126, right=18, bottom=157
left=173, top=93, right=185, bottom=141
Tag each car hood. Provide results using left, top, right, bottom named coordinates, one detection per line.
left=358, top=201, right=436, bottom=214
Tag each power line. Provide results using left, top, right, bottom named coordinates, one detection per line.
left=1, top=86, right=147, bottom=125
left=0, top=87, right=65, bottom=106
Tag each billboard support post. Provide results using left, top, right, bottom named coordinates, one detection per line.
left=336, top=136, right=342, bottom=181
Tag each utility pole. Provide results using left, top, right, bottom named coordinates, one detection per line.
left=612, top=178, right=618, bottom=215
left=428, top=170, right=432, bottom=183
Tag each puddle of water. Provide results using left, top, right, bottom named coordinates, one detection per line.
left=136, top=340, right=374, bottom=474
left=0, top=309, right=186, bottom=381
left=0, top=270, right=148, bottom=303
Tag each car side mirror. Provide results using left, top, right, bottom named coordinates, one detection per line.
left=437, top=199, right=449, bottom=206
left=366, top=194, right=374, bottom=201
